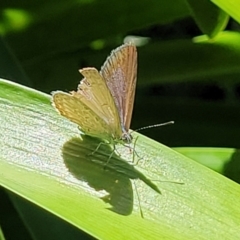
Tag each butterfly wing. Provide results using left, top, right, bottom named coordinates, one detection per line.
left=52, top=91, right=117, bottom=141
left=100, top=43, right=137, bottom=132
left=74, top=68, right=122, bottom=139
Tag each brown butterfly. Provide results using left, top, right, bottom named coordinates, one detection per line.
left=52, top=43, right=137, bottom=148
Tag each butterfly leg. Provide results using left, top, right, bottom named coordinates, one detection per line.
left=88, top=141, right=118, bottom=167
left=103, top=144, right=116, bottom=168
left=123, top=137, right=143, bottom=165
left=88, top=141, right=107, bottom=156
left=132, top=136, right=143, bottom=165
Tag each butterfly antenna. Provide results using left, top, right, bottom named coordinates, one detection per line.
left=133, top=121, right=174, bottom=133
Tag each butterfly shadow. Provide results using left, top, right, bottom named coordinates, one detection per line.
left=62, top=135, right=161, bottom=216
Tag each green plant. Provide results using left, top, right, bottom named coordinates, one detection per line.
left=1, top=1, right=240, bottom=239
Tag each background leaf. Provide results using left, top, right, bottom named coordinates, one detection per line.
left=185, top=0, right=229, bottom=38
left=212, top=0, right=240, bottom=23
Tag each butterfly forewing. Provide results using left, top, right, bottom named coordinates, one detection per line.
left=73, top=68, right=121, bottom=138
left=52, top=92, right=117, bottom=141
left=100, top=43, right=137, bottom=132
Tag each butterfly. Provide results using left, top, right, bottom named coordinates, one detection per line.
left=52, top=43, right=137, bottom=150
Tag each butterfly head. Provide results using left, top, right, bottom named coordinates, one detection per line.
left=121, top=128, right=133, bottom=144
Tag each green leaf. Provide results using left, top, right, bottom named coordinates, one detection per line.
left=0, top=226, right=6, bottom=240
left=1, top=79, right=240, bottom=239
left=185, top=0, right=229, bottom=38
left=138, top=31, right=240, bottom=85
left=174, top=147, right=234, bottom=172
left=212, top=0, right=240, bottom=23
left=174, top=147, right=240, bottom=183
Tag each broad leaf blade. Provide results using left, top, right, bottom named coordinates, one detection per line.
left=0, top=79, right=240, bottom=239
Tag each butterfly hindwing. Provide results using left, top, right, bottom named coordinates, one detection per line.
left=52, top=91, right=115, bottom=141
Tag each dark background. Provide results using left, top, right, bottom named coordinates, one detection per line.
left=1, top=1, right=240, bottom=149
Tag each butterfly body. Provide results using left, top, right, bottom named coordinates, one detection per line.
left=52, top=43, right=137, bottom=147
